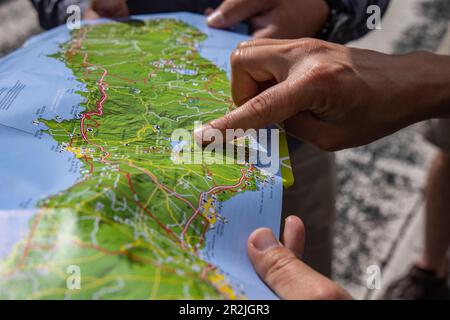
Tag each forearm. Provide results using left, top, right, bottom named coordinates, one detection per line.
left=420, top=53, right=450, bottom=119
left=398, top=51, right=450, bottom=123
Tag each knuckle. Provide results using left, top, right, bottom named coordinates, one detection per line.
left=306, top=62, right=341, bottom=85
left=285, top=77, right=305, bottom=98
left=314, top=136, right=342, bottom=152
left=237, top=39, right=258, bottom=49
left=291, top=38, right=327, bottom=55
left=303, top=62, right=351, bottom=108
left=237, top=41, right=248, bottom=49
left=216, top=114, right=232, bottom=131
left=314, top=136, right=333, bottom=151
left=297, top=37, right=319, bottom=47
left=263, top=248, right=298, bottom=284
left=248, top=92, right=273, bottom=122
left=230, top=47, right=251, bottom=66
left=311, top=283, right=342, bottom=300
left=230, top=49, right=240, bottom=66
left=234, top=95, right=249, bottom=108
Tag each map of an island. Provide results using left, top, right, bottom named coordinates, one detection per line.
left=0, top=13, right=283, bottom=300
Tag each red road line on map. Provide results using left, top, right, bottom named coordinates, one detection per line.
left=52, top=30, right=254, bottom=255
left=121, top=169, right=180, bottom=243
left=66, top=28, right=87, bottom=58
left=198, top=219, right=211, bottom=249
left=133, top=198, right=181, bottom=243
left=71, top=238, right=190, bottom=276
left=78, top=44, right=243, bottom=249
left=72, top=238, right=124, bottom=255
left=29, top=243, right=58, bottom=251
left=8, top=28, right=259, bottom=284
left=79, top=53, right=111, bottom=163
left=127, top=162, right=198, bottom=212
left=143, top=67, right=160, bottom=86
left=180, top=168, right=250, bottom=248
left=77, top=51, right=188, bottom=244
left=123, top=171, right=137, bottom=195
left=107, top=73, right=136, bottom=84
left=18, top=209, right=45, bottom=269
left=82, top=155, right=94, bottom=174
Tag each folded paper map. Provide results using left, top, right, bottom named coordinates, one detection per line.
left=0, top=13, right=289, bottom=300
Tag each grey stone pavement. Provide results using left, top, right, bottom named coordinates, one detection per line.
left=344, top=0, right=449, bottom=299
left=0, top=0, right=448, bottom=300
left=0, top=0, right=41, bottom=56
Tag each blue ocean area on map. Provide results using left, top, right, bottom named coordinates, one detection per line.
left=0, top=13, right=282, bottom=299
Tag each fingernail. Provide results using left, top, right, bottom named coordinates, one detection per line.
left=194, top=124, right=213, bottom=146
left=251, top=229, right=280, bottom=252
left=285, top=216, right=296, bottom=225
left=207, top=10, right=225, bottom=27
left=238, top=40, right=251, bottom=48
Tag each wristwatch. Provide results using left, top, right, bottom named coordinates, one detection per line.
left=317, top=0, right=352, bottom=42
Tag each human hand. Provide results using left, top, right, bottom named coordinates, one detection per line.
left=84, top=0, right=129, bottom=20
left=195, top=39, right=450, bottom=151
left=206, top=0, right=330, bottom=39
left=248, top=216, right=351, bottom=300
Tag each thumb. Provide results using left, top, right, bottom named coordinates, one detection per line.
left=248, top=228, right=351, bottom=300
left=207, top=0, right=269, bottom=28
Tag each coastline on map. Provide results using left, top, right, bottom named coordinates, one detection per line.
left=200, top=178, right=282, bottom=300
left=0, top=25, right=86, bottom=258
left=0, top=14, right=283, bottom=299
left=0, top=25, right=86, bottom=211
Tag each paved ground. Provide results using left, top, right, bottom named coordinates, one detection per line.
left=341, top=0, right=450, bottom=298
left=1, top=0, right=449, bottom=300
left=0, top=0, right=41, bottom=56
left=372, top=19, right=450, bottom=300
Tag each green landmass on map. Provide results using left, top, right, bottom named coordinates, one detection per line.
left=0, top=19, right=268, bottom=299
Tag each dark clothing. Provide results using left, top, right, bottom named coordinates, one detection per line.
left=337, top=0, right=390, bottom=43
left=31, top=0, right=390, bottom=44
left=127, top=0, right=222, bottom=15
left=30, top=0, right=222, bottom=30
left=30, top=0, right=89, bottom=30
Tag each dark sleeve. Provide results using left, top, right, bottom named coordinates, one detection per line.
left=30, top=0, right=89, bottom=29
left=329, top=0, right=391, bottom=44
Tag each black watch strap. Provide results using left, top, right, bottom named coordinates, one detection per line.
left=317, top=0, right=351, bottom=41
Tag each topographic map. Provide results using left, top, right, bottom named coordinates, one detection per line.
left=0, top=13, right=283, bottom=300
